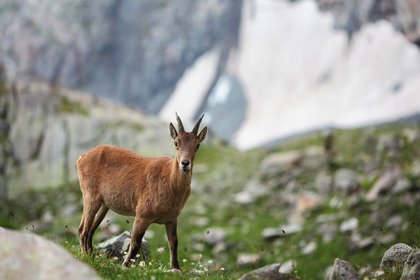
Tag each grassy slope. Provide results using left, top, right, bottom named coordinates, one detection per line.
left=1, top=123, right=419, bottom=279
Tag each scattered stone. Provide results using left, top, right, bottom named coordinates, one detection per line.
left=203, top=227, right=226, bottom=246
left=339, top=217, right=358, bottom=233
left=315, top=171, right=333, bottom=195
left=237, top=253, right=262, bottom=267
left=366, top=167, right=401, bottom=201
left=328, top=258, right=359, bottom=280
left=334, top=169, right=360, bottom=194
left=239, top=263, right=293, bottom=280
left=350, top=234, right=374, bottom=251
left=401, top=249, right=420, bottom=280
left=96, top=231, right=150, bottom=261
left=393, top=178, right=411, bottom=194
left=317, top=223, right=337, bottom=243
left=279, top=260, right=296, bottom=275
left=234, top=180, right=269, bottom=205
left=301, top=241, right=317, bottom=255
left=262, top=223, right=303, bottom=241
left=0, top=227, right=100, bottom=280
left=380, top=243, right=413, bottom=270
left=385, top=215, right=403, bottom=230
left=296, top=191, right=322, bottom=213
left=260, top=151, right=304, bottom=179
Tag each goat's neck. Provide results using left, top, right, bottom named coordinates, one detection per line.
left=171, top=158, right=192, bottom=189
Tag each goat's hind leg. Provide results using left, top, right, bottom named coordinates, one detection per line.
left=86, top=204, right=109, bottom=253
left=79, top=196, right=102, bottom=254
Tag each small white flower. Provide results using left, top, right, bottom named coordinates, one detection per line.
left=130, top=258, right=136, bottom=263
left=182, top=259, right=187, bottom=263
left=113, top=257, right=118, bottom=261
left=123, top=251, right=127, bottom=255
left=220, top=267, right=225, bottom=271
left=136, top=254, right=140, bottom=258
left=157, top=247, right=165, bottom=254
left=139, top=261, right=146, bottom=267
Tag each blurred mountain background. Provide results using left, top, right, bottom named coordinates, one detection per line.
left=1, top=0, right=420, bottom=279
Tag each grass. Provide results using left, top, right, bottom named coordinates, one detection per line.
left=1, top=123, right=419, bottom=279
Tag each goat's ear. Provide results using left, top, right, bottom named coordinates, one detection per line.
left=197, top=126, right=207, bottom=143
left=169, top=123, right=178, bottom=139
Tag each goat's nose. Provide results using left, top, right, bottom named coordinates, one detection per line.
left=181, top=160, right=190, bottom=167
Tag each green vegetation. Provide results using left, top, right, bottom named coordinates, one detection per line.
left=1, top=123, right=419, bottom=279
left=58, top=95, right=90, bottom=116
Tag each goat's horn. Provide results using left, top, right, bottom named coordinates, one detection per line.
left=192, top=114, right=204, bottom=135
left=175, top=112, right=185, bottom=133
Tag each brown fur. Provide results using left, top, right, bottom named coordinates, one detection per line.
left=77, top=116, right=207, bottom=269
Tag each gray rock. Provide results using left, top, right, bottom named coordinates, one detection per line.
left=236, top=253, right=262, bottom=267
left=96, top=231, right=150, bottom=261
left=260, top=151, right=304, bottom=179
left=339, top=217, right=358, bottom=233
left=239, top=263, right=293, bottom=280
left=315, top=171, right=333, bottom=195
left=328, top=258, right=359, bottom=280
left=380, top=243, right=413, bottom=270
left=334, top=169, right=360, bottom=194
left=401, top=249, right=420, bottom=280
left=0, top=227, right=99, bottom=280
left=262, top=223, right=303, bottom=241
left=234, top=180, right=269, bottom=205
left=301, top=241, right=317, bottom=255
left=279, top=260, right=296, bottom=274
left=366, top=167, right=401, bottom=201
left=203, top=227, right=226, bottom=246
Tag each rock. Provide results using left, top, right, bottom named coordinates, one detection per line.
left=401, top=249, right=420, bottom=280
left=328, top=258, right=359, bottom=280
left=96, top=231, right=150, bottom=261
left=386, top=215, right=403, bottom=230
left=366, top=167, right=402, bottom=201
left=301, top=241, right=317, bottom=255
left=262, top=223, right=303, bottom=241
left=279, top=260, right=296, bottom=274
left=203, top=227, right=226, bottom=246
left=339, top=217, right=358, bottom=233
left=234, top=180, right=269, bottom=205
left=239, top=263, right=293, bottom=280
left=0, top=227, right=99, bottom=280
left=260, top=151, right=304, bottom=179
left=334, top=169, right=360, bottom=194
left=393, top=178, right=411, bottom=194
left=380, top=243, right=413, bottom=270
left=317, top=223, right=338, bottom=243
left=315, top=171, right=333, bottom=195
left=236, top=253, right=262, bottom=267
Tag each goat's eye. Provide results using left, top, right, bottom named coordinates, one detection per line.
left=174, top=141, right=179, bottom=149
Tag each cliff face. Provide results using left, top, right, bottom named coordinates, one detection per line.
left=0, top=0, right=241, bottom=114
left=313, top=0, right=420, bottom=45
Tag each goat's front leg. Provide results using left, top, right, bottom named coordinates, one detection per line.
left=123, top=217, right=149, bottom=267
left=165, top=220, right=181, bottom=270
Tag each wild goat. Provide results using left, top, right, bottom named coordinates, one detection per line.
left=77, top=114, right=207, bottom=269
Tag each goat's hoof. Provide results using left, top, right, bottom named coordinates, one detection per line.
left=122, top=261, right=131, bottom=268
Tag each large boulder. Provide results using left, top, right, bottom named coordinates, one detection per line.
left=96, top=231, right=150, bottom=262
left=380, top=243, right=414, bottom=270
left=401, top=249, right=420, bottom=280
left=328, top=258, right=359, bottom=280
left=0, top=227, right=99, bottom=280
